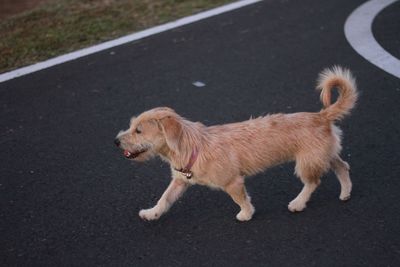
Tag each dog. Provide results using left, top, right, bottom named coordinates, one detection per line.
left=115, top=66, right=358, bottom=221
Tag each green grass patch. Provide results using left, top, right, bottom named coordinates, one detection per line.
left=0, top=0, right=232, bottom=73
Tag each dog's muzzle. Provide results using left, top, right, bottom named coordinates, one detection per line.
left=123, top=149, right=147, bottom=159
left=114, top=138, right=121, bottom=147
left=114, top=138, right=147, bottom=159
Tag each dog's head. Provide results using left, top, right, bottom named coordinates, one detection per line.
left=114, top=107, right=183, bottom=161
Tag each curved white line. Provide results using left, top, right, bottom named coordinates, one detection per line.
left=0, top=0, right=261, bottom=83
left=345, top=0, right=400, bottom=78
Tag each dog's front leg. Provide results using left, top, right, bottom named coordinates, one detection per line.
left=139, top=178, right=189, bottom=221
left=225, top=176, right=255, bottom=221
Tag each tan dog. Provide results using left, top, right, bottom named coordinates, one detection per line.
left=115, top=66, right=358, bottom=221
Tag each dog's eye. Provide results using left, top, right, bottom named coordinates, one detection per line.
left=135, top=128, right=142, bottom=134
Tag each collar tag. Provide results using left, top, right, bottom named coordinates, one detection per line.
left=182, top=170, right=193, bottom=179
left=175, top=168, right=193, bottom=179
left=174, top=148, right=198, bottom=179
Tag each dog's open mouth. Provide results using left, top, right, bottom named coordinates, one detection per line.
left=123, top=149, right=147, bottom=159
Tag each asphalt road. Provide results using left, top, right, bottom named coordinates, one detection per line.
left=1, top=0, right=400, bottom=266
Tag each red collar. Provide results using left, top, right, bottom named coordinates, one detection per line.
left=174, top=148, right=198, bottom=179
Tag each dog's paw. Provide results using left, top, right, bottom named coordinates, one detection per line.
left=288, top=200, right=306, bottom=212
left=139, top=208, right=160, bottom=221
left=236, top=206, right=255, bottom=221
left=339, top=193, right=351, bottom=201
left=339, top=183, right=352, bottom=201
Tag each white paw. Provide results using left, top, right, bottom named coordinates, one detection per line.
left=236, top=206, right=255, bottom=221
left=340, top=193, right=351, bottom=201
left=340, top=184, right=352, bottom=201
left=139, top=208, right=161, bottom=221
left=288, top=200, right=306, bottom=212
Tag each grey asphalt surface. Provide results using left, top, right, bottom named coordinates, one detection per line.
left=1, top=0, right=400, bottom=266
left=373, top=0, right=400, bottom=59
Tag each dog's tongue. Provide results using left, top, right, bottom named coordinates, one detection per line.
left=124, top=150, right=132, bottom=157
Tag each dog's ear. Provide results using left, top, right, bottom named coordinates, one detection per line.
left=158, top=116, right=182, bottom=152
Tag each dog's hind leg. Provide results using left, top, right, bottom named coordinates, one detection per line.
left=331, top=156, right=352, bottom=201
left=139, top=178, right=189, bottom=221
left=289, top=158, right=324, bottom=212
left=224, top=176, right=255, bottom=221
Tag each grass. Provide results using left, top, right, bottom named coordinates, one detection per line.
left=0, top=0, right=232, bottom=73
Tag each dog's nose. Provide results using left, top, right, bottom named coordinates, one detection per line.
left=114, top=138, right=121, bottom=147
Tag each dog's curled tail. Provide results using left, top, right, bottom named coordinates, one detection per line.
left=317, top=66, right=358, bottom=121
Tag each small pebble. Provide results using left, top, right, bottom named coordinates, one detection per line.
left=192, top=81, right=206, bottom=87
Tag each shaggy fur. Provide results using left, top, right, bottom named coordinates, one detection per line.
left=115, top=66, right=358, bottom=221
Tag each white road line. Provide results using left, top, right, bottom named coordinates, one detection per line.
left=0, top=0, right=261, bottom=83
left=345, top=0, right=400, bottom=78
